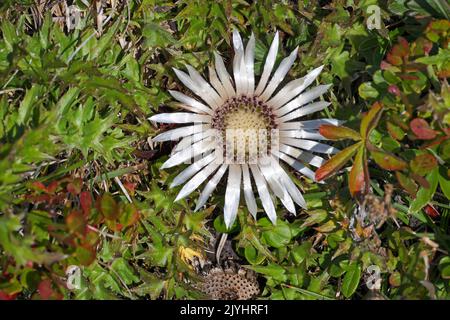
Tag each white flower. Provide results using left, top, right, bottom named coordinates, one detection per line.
left=150, top=31, right=340, bottom=228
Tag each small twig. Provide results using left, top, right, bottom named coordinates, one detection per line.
left=0, top=88, right=24, bottom=95
left=87, top=225, right=122, bottom=240
left=98, top=260, right=134, bottom=298
left=2, top=69, right=19, bottom=89
left=216, top=233, right=228, bottom=265
left=114, top=176, right=132, bottom=203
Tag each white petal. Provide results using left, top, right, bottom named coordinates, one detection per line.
left=268, top=65, right=324, bottom=109
left=255, top=32, right=279, bottom=96
left=270, top=157, right=306, bottom=208
left=249, top=164, right=277, bottom=224
left=259, top=159, right=295, bottom=214
left=161, top=138, right=215, bottom=169
left=232, top=30, right=245, bottom=52
left=214, top=52, right=236, bottom=97
left=152, top=124, right=208, bottom=142
left=279, top=118, right=343, bottom=130
left=280, top=130, right=326, bottom=140
left=224, top=164, right=242, bottom=228
left=173, top=129, right=215, bottom=152
left=244, top=33, right=255, bottom=95
left=242, top=164, right=257, bottom=219
left=185, top=65, right=224, bottom=107
left=175, top=161, right=221, bottom=201
left=281, top=137, right=339, bottom=154
left=169, top=90, right=213, bottom=115
left=272, top=149, right=317, bottom=181
left=259, top=46, right=299, bottom=102
left=173, top=68, right=220, bottom=109
left=149, top=112, right=211, bottom=124
left=278, top=101, right=331, bottom=123
left=276, top=85, right=331, bottom=117
left=233, top=30, right=247, bottom=96
left=171, top=153, right=216, bottom=187
left=195, top=164, right=228, bottom=211
left=279, top=143, right=326, bottom=168
left=208, top=65, right=229, bottom=100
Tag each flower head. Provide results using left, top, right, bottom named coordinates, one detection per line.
left=150, top=31, right=340, bottom=228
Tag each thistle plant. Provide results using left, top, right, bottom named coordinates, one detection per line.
left=150, top=31, right=339, bottom=228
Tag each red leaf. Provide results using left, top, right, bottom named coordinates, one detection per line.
left=411, top=173, right=431, bottom=189
left=0, top=291, right=18, bottom=300
left=96, top=193, right=120, bottom=220
left=349, top=146, right=365, bottom=196
left=386, top=53, right=402, bottom=65
left=30, top=181, right=47, bottom=192
left=410, top=118, right=437, bottom=140
left=315, top=142, right=362, bottom=181
left=319, top=125, right=361, bottom=141
left=76, top=244, right=96, bottom=266
left=424, top=205, right=439, bottom=219
left=388, top=85, right=401, bottom=96
left=386, top=37, right=409, bottom=65
left=410, top=154, right=438, bottom=176
left=67, top=178, right=83, bottom=195
left=80, top=191, right=92, bottom=216
left=66, top=210, right=86, bottom=235
left=420, top=135, right=448, bottom=149
left=371, top=150, right=407, bottom=171
left=123, top=182, right=137, bottom=196
left=119, top=203, right=140, bottom=228
left=38, top=279, right=54, bottom=300
left=387, top=122, right=405, bottom=141
left=399, top=73, right=419, bottom=81
left=396, top=172, right=418, bottom=195
left=83, top=229, right=100, bottom=247
left=380, top=60, right=392, bottom=70
left=46, top=181, right=59, bottom=194
left=360, top=102, right=383, bottom=139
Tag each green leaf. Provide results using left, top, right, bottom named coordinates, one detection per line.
left=244, top=245, right=265, bottom=265
left=291, top=242, right=312, bottom=265
left=319, top=125, right=361, bottom=141
left=97, top=193, right=120, bottom=220
left=410, top=168, right=439, bottom=213
left=259, top=218, right=291, bottom=248
left=143, top=23, right=178, bottom=48
left=360, top=102, right=383, bottom=139
left=438, top=167, right=450, bottom=199
left=301, top=209, right=328, bottom=228
left=410, top=154, right=438, bottom=176
left=250, top=264, right=287, bottom=282
left=349, top=146, right=365, bottom=196
left=358, top=82, right=379, bottom=99
left=315, top=142, right=362, bottom=181
left=18, top=85, right=42, bottom=124
left=342, top=263, right=361, bottom=298
left=371, top=149, right=407, bottom=171
left=396, top=171, right=418, bottom=195
left=110, top=258, right=139, bottom=286
left=438, top=256, right=450, bottom=279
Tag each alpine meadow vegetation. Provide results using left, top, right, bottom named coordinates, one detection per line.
left=0, top=0, right=449, bottom=300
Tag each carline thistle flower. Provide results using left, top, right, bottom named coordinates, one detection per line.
left=150, top=31, right=341, bottom=228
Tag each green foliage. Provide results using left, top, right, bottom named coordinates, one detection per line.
left=0, top=0, right=448, bottom=300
